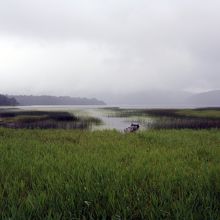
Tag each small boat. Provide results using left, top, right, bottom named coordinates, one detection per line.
left=124, top=123, right=140, bottom=133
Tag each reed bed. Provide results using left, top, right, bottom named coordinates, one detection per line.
left=0, top=110, right=101, bottom=129
left=0, top=128, right=220, bottom=219
left=104, top=108, right=220, bottom=129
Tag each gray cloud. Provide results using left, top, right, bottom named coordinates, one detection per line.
left=0, top=0, right=220, bottom=99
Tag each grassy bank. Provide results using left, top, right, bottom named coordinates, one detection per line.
left=177, top=108, right=220, bottom=119
left=0, top=128, right=220, bottom=219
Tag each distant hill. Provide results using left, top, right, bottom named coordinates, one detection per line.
left=187, top=90, right=220, bottom=107
left=0, top=94, right=19, bottom=106
left=100, top=90, right=220, bottom=107
left=102, top=90, right=191, bottom=106
left=9, top=95, right=106, bottom=106
left=5, top=90, right=220, bottom=107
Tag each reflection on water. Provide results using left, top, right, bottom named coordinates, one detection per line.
left=14, top=106, right=152, bottom=131
left=88, top=109, right=133, bottom=131
left=3, top=105, right=219, bottom=130
left=88, top=109, right=154, bottom=131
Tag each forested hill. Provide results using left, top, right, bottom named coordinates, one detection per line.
left=10, top=95, right=106, bottom=106
left=0, top=94, right=19, bottom=106
left=187, top=90, right=220, bottom=107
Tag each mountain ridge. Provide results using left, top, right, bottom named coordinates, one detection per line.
left=4, top=90, right=220, bottom=107
left=9, top=95, right=106, bottom=106
left=99, top=90, right=220, bottom=107
left=187, top=90, right=220, bottom=107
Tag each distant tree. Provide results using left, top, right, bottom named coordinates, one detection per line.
left=0, top=94, right=19, bottom=106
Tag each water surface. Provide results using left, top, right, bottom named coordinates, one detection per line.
left=17, top=105, right=151, bottom=131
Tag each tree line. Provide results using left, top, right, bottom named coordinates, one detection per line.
left=0, top=94, right=19, bottom=106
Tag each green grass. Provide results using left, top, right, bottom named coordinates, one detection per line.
left=103, top=107, right=220, bottom=119
left=101, top=107, right=147, bottom=118
left=0, top=128, right=220, bottom=219
left=177, top=109, right=220, bottom=119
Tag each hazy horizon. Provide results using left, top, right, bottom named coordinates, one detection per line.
left=1, top=0, right=220, bottom=101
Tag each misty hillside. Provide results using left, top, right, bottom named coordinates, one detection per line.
left=0, top=94, right=18, bottom=106
left=102, top=90, right=220, bottom=107
left=5, top=91, right=220, bottom=107
left=187, top=90, right=220, bottom=107
left=9, top=95, right=105, bottom=106
left=102, top=91, right=191, bottom=106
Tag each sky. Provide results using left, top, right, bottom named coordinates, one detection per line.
left=0, top=0, right=220, bottom=100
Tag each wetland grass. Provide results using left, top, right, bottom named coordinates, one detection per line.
left=0, top=110, right=102, bottom=129
left=103, top=108, right=220, bottom=129
left=0, top=128, right=220, bottom=219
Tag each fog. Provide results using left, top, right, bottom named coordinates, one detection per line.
left=0, top=0, right=220, bottom=103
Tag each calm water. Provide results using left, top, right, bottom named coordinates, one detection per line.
left=13, top=105, right=152, bottom=131
left=1, top=105, right=209, bottom=130
left=0, top=105, right=220, bottom=131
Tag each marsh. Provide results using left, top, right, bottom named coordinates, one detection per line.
left=1, top=106, right=220, bottom=130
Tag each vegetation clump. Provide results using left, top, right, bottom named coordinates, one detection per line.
left=0, top=110, right=101, bottom=129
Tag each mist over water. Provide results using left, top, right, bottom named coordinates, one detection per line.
left=19, top=105, right=140, bottom=131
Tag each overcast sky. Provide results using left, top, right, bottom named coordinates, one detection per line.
left=0, top=0, right=220, bottom=99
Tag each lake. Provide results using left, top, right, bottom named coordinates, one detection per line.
left=1, top=105, right=152, bottom=131
left=1, top=105, right=218, bottom=130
